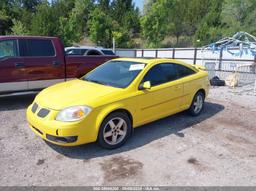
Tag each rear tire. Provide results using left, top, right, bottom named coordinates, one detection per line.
left=188, top=91, right=205, bottom=116
left=98, top=112, right=132, bottom=149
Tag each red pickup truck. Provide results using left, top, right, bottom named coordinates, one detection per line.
left=0, top=36, right=118, bottom=94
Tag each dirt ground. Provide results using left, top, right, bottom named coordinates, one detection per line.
left=0, top=86, right=255, bottom=186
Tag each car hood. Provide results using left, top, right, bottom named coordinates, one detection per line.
left=35, top=79, right=120, bottom=110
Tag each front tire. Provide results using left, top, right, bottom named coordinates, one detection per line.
left=188, top=91, right=205, bottom=116
left=98, top=112, right=132, bottom=149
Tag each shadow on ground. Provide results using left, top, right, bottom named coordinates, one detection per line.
left=46, top=101, right=224, bottom=160
left=0, top=93, right=37, bottom=111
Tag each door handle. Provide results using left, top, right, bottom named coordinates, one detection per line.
left=15, top=63, right=25, bottom=68
left=52, top=61, right=61, bottom=67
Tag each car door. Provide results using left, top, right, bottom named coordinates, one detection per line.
left=176, top=64, right=197, bottom=109
left=0, top=39, right=28, bottom=93
left=18, top=39, right=65, bottom=90
left=135, top=63, right=184, bottom=125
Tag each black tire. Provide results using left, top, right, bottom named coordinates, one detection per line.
left=98, top=112, right=132, bottom=149
left=188, top=91, right=205, bottom=116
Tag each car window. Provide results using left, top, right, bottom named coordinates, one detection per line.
left=86, top=49, right=102, bottom=55
left=66, top=49, right=88, bottom=55
left=176, top=64, right=196, bottom=78
left=142, top=63, right=178, bottom=86
left=0, top=40, right=18, bottom=59
left=19, top=39, right=55, bottom=57
left=83, top=61, right=145, bottom=88
left=66, top=49, right=74, bottom=55
left=101, top=50, right=115, bottom=55
left=161, top=64, right=179, bottom=81
left=18, top=39, right=28, bottom=56
left=80, top=49, right=87, bottom=55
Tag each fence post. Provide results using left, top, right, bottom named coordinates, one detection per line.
left=172, top=48, right=175, bottom=59
left=142, top=49, right=144, bottom=58
left=155, top=49, right=158, bottom=58
left=219, top=48, right=223, bottom=71
left=254, top=55, right=256, bottom=74
left=135, top=49, right=137, bottom=58
left=193, top=48, right=197, bottom=65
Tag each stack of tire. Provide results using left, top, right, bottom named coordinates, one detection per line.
left=210, top=76, right=225, bottom=86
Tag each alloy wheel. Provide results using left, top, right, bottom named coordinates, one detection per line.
left=103, top=117, right=128, bottom=145
left=193, top=94, right=203, bottom=114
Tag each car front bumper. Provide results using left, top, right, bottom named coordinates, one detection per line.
left=26, top=104, right=98, bottom=146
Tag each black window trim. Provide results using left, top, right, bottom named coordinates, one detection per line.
left=18, top=39, right=56, bottom=58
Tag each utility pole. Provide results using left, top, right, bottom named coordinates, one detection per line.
left=112, top=38, right=115, bottom=53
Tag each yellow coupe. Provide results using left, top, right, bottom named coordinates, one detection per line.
left=27, top=58, right=209, bottom=149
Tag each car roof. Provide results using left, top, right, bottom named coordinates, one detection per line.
left=65, top=46, right=111, bottom=51
left=112, top=58, right=188, bottom=65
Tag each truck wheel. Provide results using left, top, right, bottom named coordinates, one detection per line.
left=98, top=112, right=132, bottom=149
left=188, top=91, right=205, bottom=116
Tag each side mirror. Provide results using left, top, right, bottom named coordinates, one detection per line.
left=139, top=81, right=151, bottom=90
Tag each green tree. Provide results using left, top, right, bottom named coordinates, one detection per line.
left=111, top=0, right=140, bottom=47
left=193, top=0, right=223, bottom=46
left=0, top=0, right=21, bottom=34
left=70, top=0, right=94, bottom=33
left=58, top=16, right=79, bottom=46
left=0, top=10, right=11, bottom=35
left=30, top=2, right=58, bottom=36
left=87, top=7, right=113, bottom=47
left=98, top=0, right=111, bottom=12
left=11, top=19, right=29, bottom=35
left=184, top=0, right=211, bottom=36
left=51, top=0, right=75, bottom=18
left=58, top=0, right=94, bottom=46
left=141, top=0, right=173, bottom=47
left=168, top=0, right=187, bottom=45
left=221, top=0, right=256, bottom=35
left=19, top=0, right=43, bottom=12
left=243, top=1, right=256, bottom=35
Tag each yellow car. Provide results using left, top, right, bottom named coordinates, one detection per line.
left=27, top=58, right=209, bottom=149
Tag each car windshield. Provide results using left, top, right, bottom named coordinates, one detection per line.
left=83, top=60, right=146, bottom=88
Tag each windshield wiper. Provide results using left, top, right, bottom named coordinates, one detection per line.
left=85, top=78, right=113, bottom=86
left=84, top=78, right=103, bottom=84
left=84, top=78, right=121, bottom=88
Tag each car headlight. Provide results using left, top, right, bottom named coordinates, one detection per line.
left=56, top=106, right=92, bottom=122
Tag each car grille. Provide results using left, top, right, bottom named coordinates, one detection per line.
left=32, top=103, right=38, bottom=113
left=37, top=108, right=50, bottom=118
left=32, top=103, right=50, bottom=118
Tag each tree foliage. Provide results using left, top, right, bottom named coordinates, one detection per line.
left=1, top=0, right=256, bottom=48
left=87, top=7, right=113, bottom=47
left=141, top=0, right=173, bottom=47
left=30, top=2, right=58, bottom=36
left=11, top=19, right=29, bottom=35
left=193, top=0, right=223, bottom=46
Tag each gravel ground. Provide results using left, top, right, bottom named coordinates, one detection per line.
left=0, top=86, right=255, bottom=186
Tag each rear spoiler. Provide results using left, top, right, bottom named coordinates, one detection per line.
left=193, top=65, right=206, bottom=71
